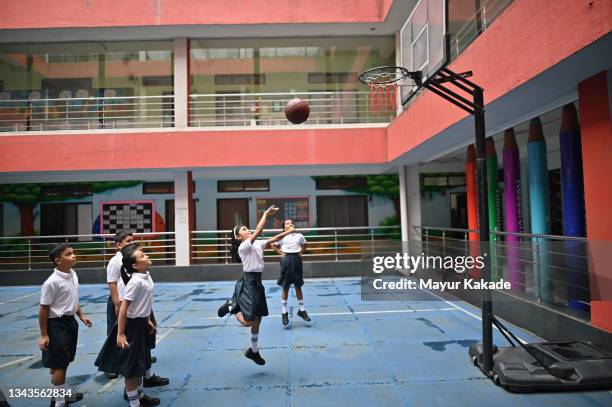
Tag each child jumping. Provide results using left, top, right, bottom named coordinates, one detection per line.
left=217, top=205, right=294, bottom=365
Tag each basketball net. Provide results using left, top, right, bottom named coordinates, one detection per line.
left=368, top=82, right=398, bottom=114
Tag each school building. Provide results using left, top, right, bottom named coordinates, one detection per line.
left=0, top=0, right=611, bottom=336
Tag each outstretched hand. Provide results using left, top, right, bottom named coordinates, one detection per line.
left=265, top=205, right=279, bottom=215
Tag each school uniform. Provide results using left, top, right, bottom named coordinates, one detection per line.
left=95, top=272, right=154, bottom=378
left=229, top=239, right=269, bottom=321
left=276, top=233, right=307, bottom=289
left=40, top=269, right=80, bottom=370
left=106, top=251, right=125, bottom=336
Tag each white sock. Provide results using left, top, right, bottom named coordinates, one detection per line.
left=282, top=300, right=288, bottom=314
left=299, top=300, right=305, bottom=312
left=251, top=334, right=259, bottom=352
left=50, top=373, right=54, bottom=385
left=138, top=382, right=143, bottom=394
left=54, top=384, right=66, bottom=407
left=145, top=368, right=152, bottom=379
left=127, top=388, right=140, bottom=407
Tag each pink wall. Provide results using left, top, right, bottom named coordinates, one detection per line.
left=0, top=128, right=387, bottom=173
left=1, top=0, right=393, bottom=29
left=387, top=0, right=612, bottom=161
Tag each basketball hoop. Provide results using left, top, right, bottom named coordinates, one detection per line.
left=359, top=66, right=421, bottom=114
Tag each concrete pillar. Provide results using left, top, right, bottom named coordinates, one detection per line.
left=173, top=38, right=189, bottom=128
left=174, top=171, right=194, bottom=266
left=399, top=165, right=422, bottom=253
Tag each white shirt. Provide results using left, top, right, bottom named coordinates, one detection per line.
left=277, top=233, right=307, bottom=253
left=123, top=271, right=154, bottom=319
left=106, top=251, right=126, bottom=299
left=238, top=239, right=268, bottom=273
left=40, top=269, right=80, bottom=318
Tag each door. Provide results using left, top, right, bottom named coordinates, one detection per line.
left=41, top=203, right=92, bottom=241
left=217, top=198, right=249, bottom=262
left=316, top=195, right=368, bottom=228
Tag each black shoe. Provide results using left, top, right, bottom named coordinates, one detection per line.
left=139, top=393, right=161, bottom=407
left=150, top=356, right=157, bottom=364
left=245, top=348, right=266, bottom=365
left=106, top=372, right=119, bottom=379
left=297, top=310, right=311, bottom=322
left=217, top=299, right=232, bottom=317
left=143, top=374, right=169, bottom=388
left=282, top=312, right=289, bottom=326
left=50, top=391, right=84, bottom=405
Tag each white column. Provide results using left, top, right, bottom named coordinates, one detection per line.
left=399, top=166, right=409, bottom=242
left=399, top=165, right=422, bottom=253
left=406, top=165, right=422, bottom=244
left=173, top=38, right=189, bottom=128
left=174, top=171, right=191, bottom=266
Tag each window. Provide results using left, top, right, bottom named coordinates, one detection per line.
left=315, top=176, right=367, bottom=190
left=42, top=184, right=92, bottom=198
left=143, top=182, right=196, bottom=194
left=218, top=180, right=270, bottom=192
left=143, top=76, right=173, bottom=86
left=214, top=74, right=266, bottom=85
left=0, top=204, right=3, bottom=236
left=308, top=72, right=358, bottom=84
left=422, top=173, right=466, bottom=188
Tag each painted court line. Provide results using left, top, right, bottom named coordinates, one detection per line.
left=156, top=319, right=183, bottom=343
left=0, top=291, right=39, bottom=305
left=198, top=307, right=459, bottom=320
left=423, top=289, right=528, bottom=344
left=0, top=355, right=37, bottom=369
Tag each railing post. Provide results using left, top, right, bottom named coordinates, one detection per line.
left=334, top=230, right=338, bottom=261
left=464, top=231, right=468, bottom=258
left=534, top=238, right=541, bottom=303
left=28, top=239, right=32, bottom=271
left=225, top=232, right=229, bottom=264
left=102, top=238, right=107, bottom=267
left=442, top=230, right=446, bottom=258
left=370, top=228, right=375, bottom=255
left=425, top=228, right=429, bottom=256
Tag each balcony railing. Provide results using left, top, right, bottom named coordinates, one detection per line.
left=191, top=226, right=401, bottom=263
left=0, top=94, right=174, bottom=132
left=414, top=225, right=590, bottom=322
left=189, top=91, right=393, bottom=127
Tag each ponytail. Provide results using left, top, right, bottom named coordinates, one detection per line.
left=229, top=225, right=243, bottom=263
left=120, top=243, right=139, bottom=285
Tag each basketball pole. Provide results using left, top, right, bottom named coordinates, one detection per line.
left=417, top=67, right=494, bottom=375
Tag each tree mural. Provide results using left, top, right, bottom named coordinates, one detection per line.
left=0, top=181, right=141, bottom=236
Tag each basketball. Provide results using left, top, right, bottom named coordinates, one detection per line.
left=285, top=98, right=310, bottom=124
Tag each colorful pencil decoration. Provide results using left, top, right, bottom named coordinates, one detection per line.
left=486, top=137, right=500, bottom=281
left=466, top=145, right=479, bottom=241
left=528, top=117, right=552, bottom=303
left=559, top=103, right=588, bottom=310
left=503, top=128, right=523, bottom=292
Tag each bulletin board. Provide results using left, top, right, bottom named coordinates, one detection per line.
left=100, top=200, right=155, bottom=234
left=256, top=197, right=309, bottom=229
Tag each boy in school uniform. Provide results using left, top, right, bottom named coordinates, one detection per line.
left=39, top=243, right=92, bottom=407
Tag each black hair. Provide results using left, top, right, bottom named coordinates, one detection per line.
left=114, top=230, right=133, bottom=245
left=282, top=219, right=293, bottom=230
left=229, top=225, right=244, bottom=263
left=120, top=243, right=139, bottom=285
left=49, top=243, right=71, bottom=266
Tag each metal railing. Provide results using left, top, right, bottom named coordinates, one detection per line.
left=191, top=226, right=401, bottom=264
left=0, top=94, right=174, bottom=132
left=0, top=232, right=176, bottom=271
left=189, top=91, right=393, bottom=127
left=414, top=225, right=590, bottom=321
left=450, top=0, right=515, bottom=60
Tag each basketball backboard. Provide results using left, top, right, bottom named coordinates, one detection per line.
left=400, top=0, right=450, bottom=104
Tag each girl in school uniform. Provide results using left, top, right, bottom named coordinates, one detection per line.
left=95, top=244, right=163, bottom=407
left=217, top=205, right=294, bottom=365
left=39, top=243, right=92, bottom=407
left=105, top=230, right=134, bottom=379
left=272, top=219, right=310, bottom=326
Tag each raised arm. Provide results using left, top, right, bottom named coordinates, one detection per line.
left=265, top=226, right=295, bottom=247
left=249, top=205, right=279, bottom=243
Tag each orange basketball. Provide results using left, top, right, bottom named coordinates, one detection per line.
left=285, top=98, right=310, bottom=124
